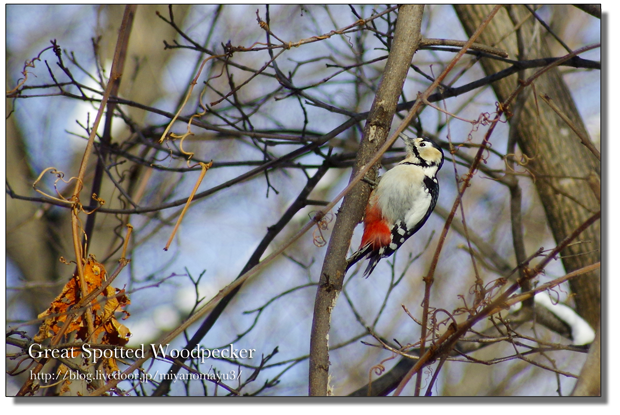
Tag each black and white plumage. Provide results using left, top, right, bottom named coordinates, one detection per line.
left=346, top=134, right=444, bottom=277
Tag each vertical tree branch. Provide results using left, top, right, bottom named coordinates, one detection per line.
left=308, top=5, right=425, bottom=396
left=82, top=5, right=137, bottom=249
left=571, top=325, right=601, bottom=396
left=70, top=4, right=137, bottom=339
left=505, top=6, right=531, bottom=301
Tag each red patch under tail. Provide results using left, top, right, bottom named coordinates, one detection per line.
left=360, top=203, right=391, bottom=250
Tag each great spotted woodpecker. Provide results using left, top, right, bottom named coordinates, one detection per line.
left=346, top=134, right=444, bottom=277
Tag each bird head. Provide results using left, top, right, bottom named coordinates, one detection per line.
left=399, top=134, right=444, bottom=168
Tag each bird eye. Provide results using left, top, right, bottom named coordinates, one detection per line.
left=419, top=142, right=426, bottom=147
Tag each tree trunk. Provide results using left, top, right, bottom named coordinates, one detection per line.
left=454, top=4, right=600, bottom=328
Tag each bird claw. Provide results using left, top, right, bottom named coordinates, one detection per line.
left=362, top=175, right=378, bottom=188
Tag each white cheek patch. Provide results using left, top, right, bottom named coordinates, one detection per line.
left=420, top=147, right=442, bottom=163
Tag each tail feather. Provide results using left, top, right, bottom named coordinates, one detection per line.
left=346, top=244, right=372, bottom=272
left=362, top=254, right=381, bottom=278
left=346, top=244, right=382, bottom=278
